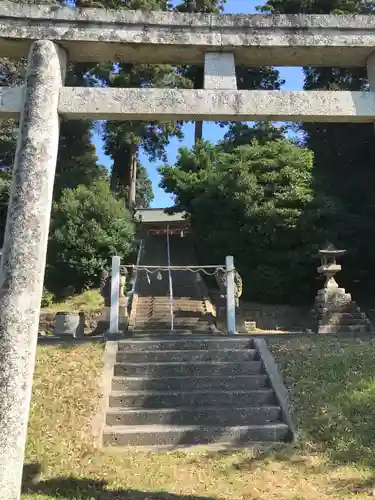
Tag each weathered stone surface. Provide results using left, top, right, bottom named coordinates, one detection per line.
left=106, top=405, right=279, bottom=426
left=114, top=360, right=263, bottom=377
left=0, top=40, right=66, bottom=499
left=368, top=53, right=375, bottom=85
left=54, top=312, right=85, bottom=338
left=108, top=389, right=275, bottom=410
left=116, top=338, right=254, bottom=351
left=1, top=87, right=374, bottom=123
left=102, top=337, right=292, bottom=449
left=312, top=247, right=374, bottom=334
left=116, top=348, right=257, bottom=363
left=57, top=88, right=375, bottom=123
left=1, top=3, right=375, bottom=66
left=0, top=87, right=23, bottom=118
left=254, top=338, right=295, bottom=441
left=111, top=374, right=269, bottom=392
left=102, top=423, right=289, bottom=447
left=204, top=53, right=237, bottom=90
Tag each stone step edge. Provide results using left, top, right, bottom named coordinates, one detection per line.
left=102, top=441, right=282, bottom=452
left=109, top=389, right=273, bottom=397
left=118, top=337, right=254, bottom=343
left=117, top=349, right=257, bottom=355
left=114, top=361, right=262, bottom=367
left=103, top=423, right=288, bottom=433
left=106, top=405, right=280, bottom=415
left=111, top=374, right=267, bottom=381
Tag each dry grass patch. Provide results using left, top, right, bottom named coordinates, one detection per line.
left=41, top=289, right=103, bottom=314
left=22, top=337, right=375, bottom=499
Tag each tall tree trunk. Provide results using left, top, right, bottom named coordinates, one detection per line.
left=194, top=66, right=204, bottom=145
left=128, top=145, right=137, bottom=210
left=110, top=167, right=118, bottom=192
left=194, top=122, right=203, bottom=144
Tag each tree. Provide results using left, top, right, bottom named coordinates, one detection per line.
left=91, top=0, right=183, bottom=208
left=222, top=122, right=287, bottom=152
left=47, top=180, right=135, bottom=293
left=174, top=1, right=284, bottom=144
left=174, top=0, right=226, bottom=143
left=110, top=161, right=154, bottom=208
left=160, top=139, right=321, bottom=303
left=0, top=1, right=107, bottom=244
left=261, top=0, right=375, bottom=296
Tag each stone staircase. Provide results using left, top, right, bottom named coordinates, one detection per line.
left=135, top=297, right=211, bottom=332
left=132, top=235, right=212, bottom=333
left=102, top=337, right=292, bottom=449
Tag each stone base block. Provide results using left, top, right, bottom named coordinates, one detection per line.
left=318, top=323, right=368, bottom=334
left=97, top=306, right=128, bottom=332
left=54, top=311, right=85, bottom=338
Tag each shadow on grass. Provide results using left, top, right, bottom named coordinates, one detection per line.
left=186, top=336, right=375, bottom=488
left=226, top=337, right=375, bottom=472
left=331, top=475, right=375, bottom=497
left=22, top=464, right=218, bottom=500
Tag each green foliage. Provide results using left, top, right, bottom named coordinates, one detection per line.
left=260, top=0, right=375, bottom=298
left=174, top=1, right=283, bottom=144
left=93, top=0, right=185, bottom=205
left=160, top=138, right=321, bottom=303
left=222, top=122, right=287, bottom=151
left=41, top=288, right=55, bottom=308
left=46, top=181, right=135, bottom=293
left=0, top=0, right=146, bottom=294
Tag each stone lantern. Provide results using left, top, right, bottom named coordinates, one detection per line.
left=312, top=243, right=372, bottom=334
left=317, top=243, right=346, bottom=289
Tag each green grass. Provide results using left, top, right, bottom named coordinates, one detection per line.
left=41, top=289, right=104, bottom=314
left=21, top=337, right=375, bottom=499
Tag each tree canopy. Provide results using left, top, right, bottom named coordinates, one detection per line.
left=47, top=181, right=135, bottom=293
left=160, top=136, right=323, bottom=303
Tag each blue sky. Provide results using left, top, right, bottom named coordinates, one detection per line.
left=93, top=0, right=304, bottom=207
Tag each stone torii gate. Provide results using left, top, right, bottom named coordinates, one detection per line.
left=2, top=2, right=375, bottom=497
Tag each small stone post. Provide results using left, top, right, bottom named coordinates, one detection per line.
left=226, top=255, right=236, bottom=336
left=110, top=256, right=121, bottom=334
left=0, top=40, right=66, bottom=499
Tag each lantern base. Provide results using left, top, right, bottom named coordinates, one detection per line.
left=312, top=286, right=373, bottom=334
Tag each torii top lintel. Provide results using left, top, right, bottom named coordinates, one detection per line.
left=1, top=2, right=375, bottom=66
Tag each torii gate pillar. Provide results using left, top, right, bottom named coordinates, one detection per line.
left=0, top=40, right=66, bottom=499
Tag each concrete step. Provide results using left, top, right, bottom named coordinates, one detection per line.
left=136, top=314, right=205, bottom=325
left=102, top=423, right=289, bottom=447
left=136, top=316, right=207, bottom=325
left=160, top=298, right=203, bottom=302
left=134, top=325, right=207, bottom=331
left=131, top=330, right=204, bottom=336
left=137, top=310, right=205, bottom=315
left=134, top=323, right=205, bottom=329
left=117, top=338, right=255, bottom=352
left=106, top=405, right=280, bottom=426
left=109, top=389, right=275, bottom=409
left=137, top=303, right=204, bottom=308
left=112, top=374, right=269, bottom=392
left=135, top=316, right=205, bottom=321
left=114, top=361, right=263, bottom=377
left=134, top=325, right=210, bottom=330
left=137, top=309, right=204, bottom=313
left=116, top=349, right=258, bottom=363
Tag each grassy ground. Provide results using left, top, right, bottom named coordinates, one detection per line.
left=22, top=336, right=375, bottom=499
left=41, top=289, right=104, bottom=314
